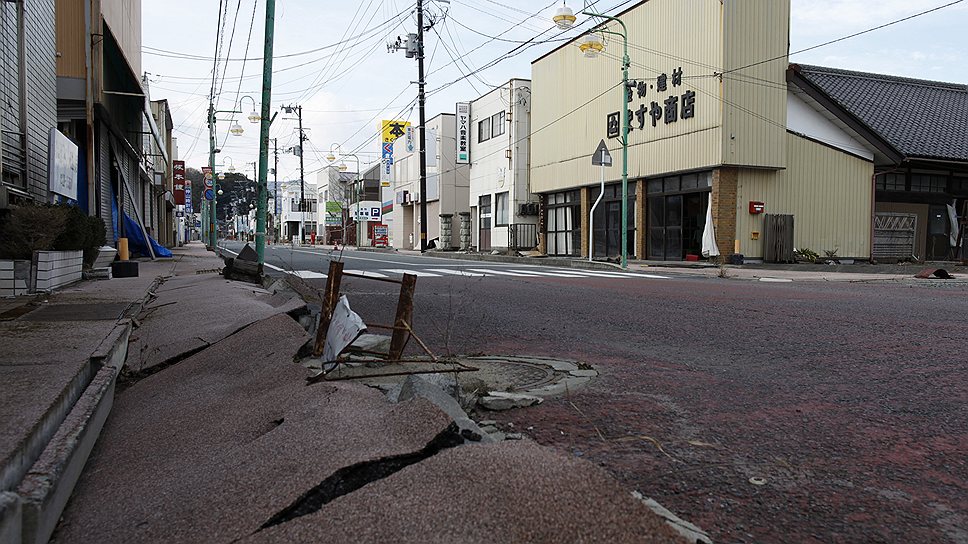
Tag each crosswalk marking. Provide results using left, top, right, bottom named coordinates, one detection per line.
left=344, top=269, right=389, bottom=278
left=380, top=268, right=443, bottom=277
left=506, top=269, right=594, bottom=278
left=466, top=268, right=540, bottom=277
left=425, top=268, right=488, bottom=277
left=283, top=266, right=670, bottom=281
left=291, top=270, right=327, bottom=279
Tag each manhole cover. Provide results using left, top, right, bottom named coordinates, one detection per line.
left=20, top=302, right=132, bottom=322
left=466, top=358, right=560, bottom=392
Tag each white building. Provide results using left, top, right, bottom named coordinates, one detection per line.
left=467, top=79, right=537, bottom=251
left=390, top=113, right=470, bottom=249
left=278, top=178, right=316, bottom=243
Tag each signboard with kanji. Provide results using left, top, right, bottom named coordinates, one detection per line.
left=456, top=102, right=470, bottom=164
left=172, top=160, right=186, bottom=205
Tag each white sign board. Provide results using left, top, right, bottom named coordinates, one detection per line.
left=351, top=201, right=383, bottom=222
left=425, top=128, right=438, bottom=168
left=48, top=128, right=78, bottom=200
left=322, top=295, right=366, bottom=362
left=380, top=158, right=392, bottom=187
left=456, top=102, right=470, bottom=164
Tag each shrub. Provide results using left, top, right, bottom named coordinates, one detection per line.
left=0, top=204, right=106, bottom=265
left=0, top=205, right=68, bottom=260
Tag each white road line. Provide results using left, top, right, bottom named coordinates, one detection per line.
left=219, top=247, right=285, bottom=271
left=467, top=268, right=541, bottom=277
left=344, top=269, right=389, bottom=278
left=506, top=269, right=592, bottom=278
left=424, top=268, right=488, bottom=277
left=380, top=269, right=443, bottom=277
left=291, top=270, right=328, bottom=279
left=628, top=273, right=671, bottom=279
left=759, top=277, right=793, bottom=283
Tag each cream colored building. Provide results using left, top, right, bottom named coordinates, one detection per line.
left=389, top=113, right=470, bottom=249
left=531, top=0, right=878, bottom=261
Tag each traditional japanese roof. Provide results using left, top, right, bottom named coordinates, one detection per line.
left=790, top=64, right=968, bottom=163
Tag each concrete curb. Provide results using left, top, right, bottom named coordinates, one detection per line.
left=0, top=269, right=166, bottom=544
left=16, top=325, right=129, bottom=544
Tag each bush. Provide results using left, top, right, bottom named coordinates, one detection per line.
left=0, top=205, right=68, bottom=260
left=0, top=204, right=106, bottom=265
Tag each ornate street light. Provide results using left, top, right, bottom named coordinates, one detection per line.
left=553, top=4, right=630, bottom=268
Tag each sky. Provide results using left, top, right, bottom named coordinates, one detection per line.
left=141, top=0, right=968, bottom=184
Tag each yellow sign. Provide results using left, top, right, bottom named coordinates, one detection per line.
left=381, top=120, right=410, bottom=143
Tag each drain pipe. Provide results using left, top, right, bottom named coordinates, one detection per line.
left=589, top=149, right=606, bottom=261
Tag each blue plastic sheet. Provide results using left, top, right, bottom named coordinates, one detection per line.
left=111, top=186, right=172, bottom=258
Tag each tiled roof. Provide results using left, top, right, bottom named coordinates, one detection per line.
left=795, top=64, right=968, bottom=162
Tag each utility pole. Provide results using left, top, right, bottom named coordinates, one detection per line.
left=297, top=105, right=306, bottom=245
left=255, top=0, right=275, bottom=264
left=272, top=137, right=279, bottom=243
left=208, top=104, right=217, bottom=249
left=416, top=0, right=428, bottom=252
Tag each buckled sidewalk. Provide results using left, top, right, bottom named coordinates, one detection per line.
left=0, top=243, right=222, bottom=544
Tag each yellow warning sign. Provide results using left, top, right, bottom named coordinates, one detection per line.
left=381, top=120, right=410, bottom=143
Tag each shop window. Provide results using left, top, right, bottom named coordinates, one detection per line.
left=491, top=111, right=506, bottom=137
left=545, top=190, right=581, bottom=256
left=478, top=119, right=490, bottom=142
left=495, top=191, right=509, bottom=226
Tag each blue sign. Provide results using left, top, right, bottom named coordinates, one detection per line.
left=382, top=141, right=393, bottom=165
left=204, top=188, right=215, bottom=201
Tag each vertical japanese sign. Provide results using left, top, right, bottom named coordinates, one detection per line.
left=456, top=102, right=470, bottom=164
left=172, top=160, right=186, bottom=205
left=380, top=120, right=409, bottom=188
left=184, top=170, right=193, bottom=212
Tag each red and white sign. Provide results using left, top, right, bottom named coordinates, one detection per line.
left=372, top=224, right=389, bottom=247
left=172, top=160, right=186, bottom=205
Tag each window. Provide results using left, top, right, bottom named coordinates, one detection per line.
left=910, top=174, right=946, bottom=193
left=491, top=111, right=506, bottom=137
left=877, top=173, right=905, bottom=191
left=545, top=190, right=581, bottom=256
left=495, top=192, right=509, bottom=226
left=478, top=119, right=490, bottom=142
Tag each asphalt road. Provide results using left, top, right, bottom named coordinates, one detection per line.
left=222, top=241, right=968, bottom=544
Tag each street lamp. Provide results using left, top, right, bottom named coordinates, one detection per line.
left=554, top=4, right=630, bottom=269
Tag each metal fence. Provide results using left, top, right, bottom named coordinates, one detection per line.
left=508, top=223, right=538, bottom=250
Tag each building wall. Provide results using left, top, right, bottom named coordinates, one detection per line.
left=55, top=0, right=85, bottom=79
left=735, top=133, right=874, bottom=259
left=531, top=0, right=790, bottom=196
left=1, top=0, right=57, bottom=204
left=390, top=114, right=468, bottom=248
left=468, top=79, right=535, bottom=249
left=721, top=0, right=789, bottom=168
left=101, top=0, right=141, bottom=80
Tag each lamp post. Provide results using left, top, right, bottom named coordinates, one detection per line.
left=555, top=3, right=630, bottom=269
left=327, top=145, right=361, bottom=247
left=207, top=95, right=260, bottom=249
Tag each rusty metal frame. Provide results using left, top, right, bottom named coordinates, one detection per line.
left=307, top=259, right=470, bottom=383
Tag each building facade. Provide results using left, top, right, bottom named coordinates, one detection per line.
left=0, top=0, right=57, bottom=208
left=531, top=0, right=879, bottom=262
left=467, top=78, right=538, bottom=251
left=389, top=113, right=470, bottom=249
left=55, top=0, right=170, bottom=254
left=279, top=178, right=316, bottom=243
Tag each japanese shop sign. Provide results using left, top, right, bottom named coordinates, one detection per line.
left=606, top=66, right=696, bottom=139
left=456, top=102, right=470, bottom=164
left=173, top=160, right=186, bottom=205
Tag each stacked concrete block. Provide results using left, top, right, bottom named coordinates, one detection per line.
left=0, top=260, right=31, bottom=298
left=31, top=251, right=83, bottom=292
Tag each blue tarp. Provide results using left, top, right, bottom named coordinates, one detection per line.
left=111, top=186, right=172, bottom=258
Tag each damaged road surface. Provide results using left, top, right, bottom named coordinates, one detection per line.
left=51, top=274, right=687, bottom=543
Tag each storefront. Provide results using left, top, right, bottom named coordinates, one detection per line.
left=530, top=0, right=968, bottom=263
